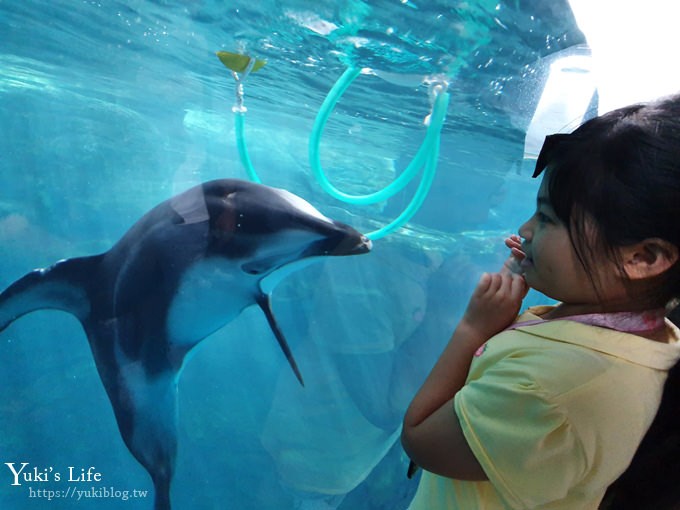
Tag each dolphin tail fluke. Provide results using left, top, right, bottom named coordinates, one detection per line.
left=256, top=293, right=305, bottom=387
left=0, top=255, right=102, bottom=332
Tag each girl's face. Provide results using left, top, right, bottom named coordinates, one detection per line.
left=518, top=176, right=627, bottom=312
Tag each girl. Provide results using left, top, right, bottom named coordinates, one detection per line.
left=402, top=94, right=680, bottom=509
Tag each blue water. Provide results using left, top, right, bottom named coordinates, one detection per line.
left=0, top=1, right=582, bottom=508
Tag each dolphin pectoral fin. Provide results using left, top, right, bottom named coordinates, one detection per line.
left=256, top=293, right=304, bottom=387
left=0, top=255, right=102, bottom=331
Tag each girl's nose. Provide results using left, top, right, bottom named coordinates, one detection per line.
left=518, top=217, right=533, bottom=241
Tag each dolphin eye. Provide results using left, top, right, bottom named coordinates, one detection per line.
left=242, top=261, right=266, bottom=275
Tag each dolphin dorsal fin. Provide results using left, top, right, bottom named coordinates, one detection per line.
left=255, top=293, right=304, bottom=387
left=0, top=255, right=102, bottom=331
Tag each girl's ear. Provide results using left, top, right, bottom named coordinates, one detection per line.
left=621, top=238, right=679, bottom=279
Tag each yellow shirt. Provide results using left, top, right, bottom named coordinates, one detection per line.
left=408, top=306, right=680, bottom=510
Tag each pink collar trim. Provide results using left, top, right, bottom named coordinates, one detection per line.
left=508, top=308, right=667, bottom=335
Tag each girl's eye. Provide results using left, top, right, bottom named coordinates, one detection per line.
left=536, top=211, right=552, bottom=224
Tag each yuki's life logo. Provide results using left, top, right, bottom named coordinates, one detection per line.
left=4, top=462, right=102, bottom=485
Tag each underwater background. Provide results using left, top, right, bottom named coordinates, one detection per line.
left=0, top=1, right=584, bottom=508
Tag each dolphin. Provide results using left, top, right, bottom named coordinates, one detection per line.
left=0, top=179, right=371, bottom=510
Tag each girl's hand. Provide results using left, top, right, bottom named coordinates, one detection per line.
left=461, top=271, right=527, bottom=341
left=501, top=234, right=526, bottom=276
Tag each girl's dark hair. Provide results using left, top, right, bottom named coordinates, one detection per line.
left=534, top=95, right=680, bottom=304
left=532, top=94, right=680, bottom=509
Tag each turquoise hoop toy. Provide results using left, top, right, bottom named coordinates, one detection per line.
left=308, top=67, right=449, bottom=239
left=227, top=58, right=450, bottom=240
left=234, top=112, right=260, bottom=183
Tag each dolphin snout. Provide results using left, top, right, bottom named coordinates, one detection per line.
left=355, top=234, right=372, bottom=254
left=331, top=231, right=372, bottom=256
